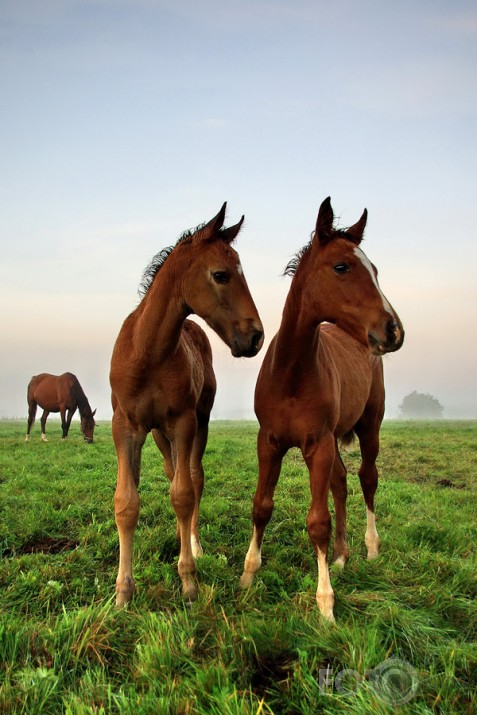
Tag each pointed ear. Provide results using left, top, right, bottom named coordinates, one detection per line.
left=346, top=208, right=367, bottom=244
left=193, top=202, right=227, bottom=243
left=221, top=215, right=244, bottom=244
left=314, top=196, right=334, bottom=245
left=92, top=408, right=97, bottom=417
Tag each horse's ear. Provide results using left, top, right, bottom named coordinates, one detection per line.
left=193, top=202, right=227, bottom=243
left=346, top=208, right=367, bottom=245
left=315, top=196, right=334, bottom=245
left=92, top=408, right=97, bottom=417
left=221, top=215, right=244, bottom=244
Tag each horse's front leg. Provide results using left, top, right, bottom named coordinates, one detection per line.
left=62, top=408, right=75, bottom=440
left=304, top=432, right=336, bottom=622
left=112, top=414, right=145, bottom=607
left=40, top=410, right=49, bottom=442
left=240, top=428, right=284, bottom=590
left=60, top=408, right=68, bottom=440
left=169, top=413, right=198, bottom=602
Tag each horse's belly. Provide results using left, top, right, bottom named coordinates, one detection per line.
left=33, top=386, right=62, bottom=412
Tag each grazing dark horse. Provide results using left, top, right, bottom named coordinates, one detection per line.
left=110, top=203, right=264, bottom=606
left=26, top=372, right=96, bottom=443
left=240, top=197, right=404, bottom=621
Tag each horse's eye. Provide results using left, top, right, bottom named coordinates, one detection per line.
left=333, top=263, right=350, bottom=275
left=212, top=271, right=230, bottom=284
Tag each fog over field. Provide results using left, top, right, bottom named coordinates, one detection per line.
left=1, top=0, right=476, bottom=421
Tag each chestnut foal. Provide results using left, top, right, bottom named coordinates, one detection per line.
left=240, top=197, right=404, bottom=621
left=111, top=204, right=263, bottom=606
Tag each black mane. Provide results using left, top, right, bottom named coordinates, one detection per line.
left=283, top=227, right=349, bottom=277
left=138, top=217, right=237, bottom=298
left=137, top=221, right=210, bottom=298
left=138, top=246, right=175, bottom=298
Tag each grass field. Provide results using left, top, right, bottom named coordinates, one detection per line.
left=0, top=419, right=475, bottom=714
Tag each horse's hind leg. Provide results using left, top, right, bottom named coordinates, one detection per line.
left=168, top=413, right=199, bottom=602
left=188, top=420, right=209, bottom=558
left=152, top=428, right=182, bottom=544
left=303, top=432, right=336, bottom=622
left=25, top=401, right=37, bottom=441
left=240, top=428, right=284, bottom=590
left=60, top=408, right=68, bottom=439
left=113, top=414, right=145, bottom=607
left=330, top=446, right=349, bottom=567
left=40, top=410, right=50, bottom=442
left=355, top=421, right=381, bottom=559
left=152, top=428, right=176, bottom=482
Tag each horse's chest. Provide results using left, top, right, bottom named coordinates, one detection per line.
left=142, top=356, right=204, bottom=416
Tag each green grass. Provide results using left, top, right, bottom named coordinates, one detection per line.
left=0, top=419, right=476, bottom=713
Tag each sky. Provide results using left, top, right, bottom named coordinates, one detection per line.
left=1, top=0, right=477, bottom=423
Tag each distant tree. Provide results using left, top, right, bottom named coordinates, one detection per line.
left=398, top=391, right=444, bottom=419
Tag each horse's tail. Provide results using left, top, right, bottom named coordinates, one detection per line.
left=339, top=429, right=356, bottom=447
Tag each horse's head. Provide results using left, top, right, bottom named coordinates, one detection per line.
left=306, top=197, right=404, bottom=355
left=181, top=204, right=264, bottom=358
left=81, top=408, right=96, bottom=443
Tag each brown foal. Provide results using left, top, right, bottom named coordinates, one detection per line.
left=110, top=204, right=263, bottom=606
left=240, top=197, right=404, bottom=621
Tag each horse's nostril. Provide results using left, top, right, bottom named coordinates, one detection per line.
left=252, top=330, right=263, bottom=351
left=386, top=320, right=397, bottom=340
left=386, top=319, right=403, bottom=347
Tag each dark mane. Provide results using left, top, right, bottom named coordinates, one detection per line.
left=283, top=227, right=350, bottom=277
left=283, top=235, right=314, bottom=277
left=138, top=219, right=236, bottom=298
left=138, top=246, right=175, bottom=298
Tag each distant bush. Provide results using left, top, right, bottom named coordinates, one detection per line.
left=398, top=391, right=444, bottom=419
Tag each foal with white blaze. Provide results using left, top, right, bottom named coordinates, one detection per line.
left=240, top=197, right=404, bottom=621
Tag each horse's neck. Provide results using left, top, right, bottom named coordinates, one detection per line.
left=75, top=387, right=91, bottom=416
left=130, top=273, right=187, bottom=364
left=273, top=287, right=322, bottom=377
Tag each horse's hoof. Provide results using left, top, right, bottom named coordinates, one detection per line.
left=41, top=435, right=48, bottom=442
left=115, top=577, right=135, bottom=607
left=317, top=591, right=336, bottom=623
left=239, top=571, right=255, bottom=589
left=332, top=555, right=347, bottom=569
left=25, top=435, right=30, bottom=442
left=181, top=578, right=198, bottom=603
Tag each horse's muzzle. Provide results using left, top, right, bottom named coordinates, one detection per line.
left=369, top=318, right=404, bottom=355
left=231, top=327, right=264, bottom=358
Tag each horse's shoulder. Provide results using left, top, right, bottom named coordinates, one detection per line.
left=182, top=320, right=212, bottom=360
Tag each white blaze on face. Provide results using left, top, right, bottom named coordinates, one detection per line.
left=353, top=246, right=393, bottom=315
left=236, top=261, right=243, bottom=276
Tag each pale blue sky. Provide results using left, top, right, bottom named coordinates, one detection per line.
left=1, top=0, right=476, bottom=421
